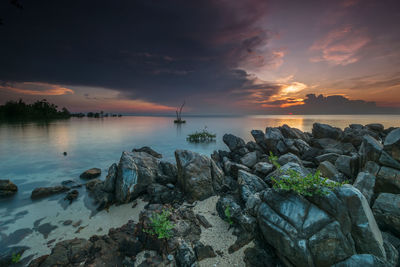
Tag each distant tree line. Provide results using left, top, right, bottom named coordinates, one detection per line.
left=72, top=111, right=122, bottom=118
left=0, top=99, right=71, bottom=120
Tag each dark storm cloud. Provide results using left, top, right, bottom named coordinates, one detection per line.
left=286, top=94, right=400, bottom=114
left=0, top=0, right=277, bottom=107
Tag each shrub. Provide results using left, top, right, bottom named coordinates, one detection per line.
left=268, top=152, right=347, bottom=196
left=187, top=127, right=216, bottom=143
left=224, top=205, right=233, bottom=225
left=12, top=253, right=21, bottom=263
left=143, top=209, right=175, bottom=239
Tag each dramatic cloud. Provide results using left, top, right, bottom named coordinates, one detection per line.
left=0, top=82, right=74, bottom=95
left=310, top=25, right=370, bottom=65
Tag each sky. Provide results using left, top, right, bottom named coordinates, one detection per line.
left=0, top=0, right=400, bottom=115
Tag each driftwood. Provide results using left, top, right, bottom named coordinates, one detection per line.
left=174, top=101, right=186, bottom=123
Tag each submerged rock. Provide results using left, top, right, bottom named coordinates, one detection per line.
left=31, top=185, right=69, bottom=199
left=79, top=168, right=101, bottom=179
left=0, top=179, right=18, bottom=197
left=132, top=146, right=162, bottom=158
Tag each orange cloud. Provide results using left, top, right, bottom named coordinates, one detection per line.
left=310, top=25, right=369, bottom=65
left=0, top=82, right=74, bottom=95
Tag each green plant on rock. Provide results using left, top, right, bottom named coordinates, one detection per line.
left=12, top=253, right=21, bottom=263
left=143, top=209, right=175, bottom=239
left=224, top=205, right=233, bottom=225
left=268, top=152, right=347, bottom=197
left=187, top=127, right=216, bottom=143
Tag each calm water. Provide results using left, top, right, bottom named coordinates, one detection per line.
left=0, top=115, right=399, bottom=259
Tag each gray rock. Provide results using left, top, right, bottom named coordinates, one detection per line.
left=353, top=172, right=375, bottom=204
left=380, top=150, right=400, bottom=170
left=79, top=168, right=101, bottom=179
left=115, top=151, right=162, bottom=203
left=294, top=139, right=311, bottom=155
left=359, top=135, right=383, bottom=167
left=367, top=123, right=385, bottom=133
left=175, top=150, right=223, bottom=201
left=240, top=151, right=258, bottom=168
left=363, top=161, right=381, bottom=176
left=103, top=163, right=117, bottom=193
left=237, top=170, right=268, bottom=203
left=223, top=157, right=251, bottom=179
left=252, top=162, right=274, bottom=176
left=194, top=241, right=216, bottom=261
left=0, top=179, right=18, bottom=197
left=31, top=185, right=69, bottom=199
left=277, top=152, right=302, bottom=166
left=376, top=166, right=400, bottom=194
left=132, top=146, right=162, bottom=158
left=279, top=124, right=309, bottom=142
left=317, top=161, right=339, bottom=180
left=156, top=161, right=178, bottom=185
left=312, top=123, right=343, bottom=140
left=373, top=193, right=400, bottom=236
left=316, top=153, right=340, bottom=164
left=384, top=128, right=400, bottom=162
left=216, top=195, right=242, bottom=224
left=335, top=154, right=358, bottom=179
left=176, top=241, right=196, bottom=267
left=263, top=127, right=287, bottom=155
left=223, top=133, right=246, bottom=152
left=251, top=129, right=268, bottom=152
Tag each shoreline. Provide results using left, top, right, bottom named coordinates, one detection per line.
left=1, top=121, right=400, bottom=266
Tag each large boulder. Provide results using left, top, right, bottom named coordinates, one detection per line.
left=175, top=150, right=223, bottom=201
left=379, top=150, right=400, bottom=170
left=316, top=153, right=341, bottom=165
left=375, top=166, right=400, bottom=194
left=353, top=171, right=375, bottom=205
left=332, top=254, right=389, bottom=267
left=335, top=154, right=359, bottom=179
left=277, top=153, right=302, bottom=166
left=373, top=193, right=400, bottom=236
left=0, top=179, right=18, bottom=197
left=115, top=151, right=163, bottom=203
left=257, top=184, right=386, bottom=266
left=223, top=133, right=246, bottom=152
left=384, top=128, right=400, bottom=162
left=252, top=162, right=274, bottom=176
left=312, top=123, right=343, bottom=140
left=279, top=124, right=309, bottom=142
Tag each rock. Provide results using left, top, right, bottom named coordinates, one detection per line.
left=317, top=161, right=339, bottom=180
left=367, top=123, right=385, bottom=133
left=278, top=152, right=303, bottom=166
left=237, top=170, right=268, bottom=203
left=257, top=185, right=387, bottom=266
left=157, top=161, right=178, bottom=185
left=332, top=254, right=389, bottom=267
left=147, top=183, right=183, bottom=204
left=373, top=193, right=400, bottom=236
left=86, top=179, right=114, bottom=210
left=279, top=124, right=309, bottom=142
left=223, top=133, right=246, bottom=152
left=380, top=150, right=400, bottom=170
left=316, top=153, right=341, bottom=164
left=240, top=151, right=258, bottom=168
left=384, top=128, right=400, bottom=162
left=216, top=195, right=242, bottom=225
left=196, top=214, right=212, bottom=228
left=31, top=185, right=69, bottom=199
left=64, top=189, right=79, bottom=203
left=359, top=135, right=383, bottom=167
left=266, top=162, right=310, bottom=184
left=0, top=179, right=18, bottom=197
left=244, top=245, right=280, bottom=267
left=0, top=246, right=28, bottom=267
left=103, top=163, right=118, bottom=193
left=132, top=146, right=162, bottom=158
left=265, top=127, right=287, bottom=155
left=245, top=141, right=263, bottom=153
left=364, top=161, right=381, bottom=176
left=335, top=154, right=359, bottom=179
left=176, top=240, right=196, bottom=267
left=115, top=151, right=163, bottom=203
left=353, top=172, right=375, bottom=204
left=252, top=162, right=274, bottom=176
left=294, top=139, right=312, bottom=155
left=194, top=241, right=216, bottom=261
left=175, top=150, right=223, bottom=201
left=223, top=157, right=251, bottom=179
left=312, top=123, right=343, bottom=140
left=79, top=168, right=101, bottom=179
left=376, top=166, right=400, bottom=194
